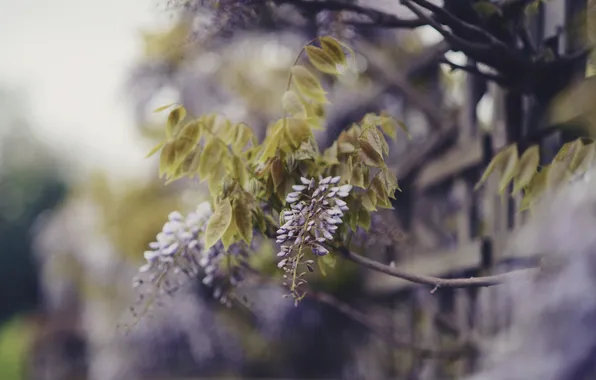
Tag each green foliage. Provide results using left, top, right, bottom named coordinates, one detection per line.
left=475, top=138, right=596, bottom=211
left=142, top=36, right=407, bottom=303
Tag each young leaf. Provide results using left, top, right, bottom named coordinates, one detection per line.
left=198, top=140, right=221, bottom=180
left=285, top=118, right=312, bottom=148
left=271, top=157, right=285, bottom=190
left=512, top=145, right=540, bottom=194
left=290, top=65, right=329, bottom=104
left=319, top=36, right=347, bottom=67
left=547, top=160, right=570, bottom=189
left=146, top=141, right=165, bottom=158
left=153, top=103, right=176, bottom=113
left=362, top=189, right=377, bottom=211
left=221, top=218, right=238, bottom=250
left=205, top=198, right=233, bottom=249
left=498, top=145, right=519, bottom=194
left=321, top=253, right=336, bottom=268
left=259, top=122, right=283, bottom=162
left=351, top=164, right=365, bottom=188
left=233, top=200, right=253, bottom=244
left=359, top=138, right=385, bottom=167
left=474, top=143, right=517, bottom=191
left=305, top=45, right=340, bottom=75
left=177, top=120, right=202, bottom=145
left=159, top=141, right=177, bottom=178
left=323, top=142, right=340, bottom=165
left=357, top=208, right=371, bottom=230
left=570, top=143, right=596, bottom=174
left=166, top=106, right=186, bottom=138
left=282, top=90, right=307, bottom=118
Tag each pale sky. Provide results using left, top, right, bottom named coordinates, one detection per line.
left=0, top=0, right=169, bottom=180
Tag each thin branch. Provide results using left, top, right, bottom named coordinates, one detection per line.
left=439, top=57, right=506, bottom=84
left=340, top=247, right=539, bottom=289
left=309, top=291, right=472, bottom=359
left=275, top=0, right=426, bottom=29
left=242, top=272, right=471, bottom=358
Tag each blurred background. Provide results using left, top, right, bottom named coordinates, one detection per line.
left=0, top=0, right=588, bottom=379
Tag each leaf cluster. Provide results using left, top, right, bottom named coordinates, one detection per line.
left=475, top=138, right=596, bottom=211
left=145, top=36, right=408, bottom=293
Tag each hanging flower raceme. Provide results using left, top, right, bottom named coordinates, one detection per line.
left=276, top=176, right=352, bottom=303
left=130, top=202, right=251, bottom=319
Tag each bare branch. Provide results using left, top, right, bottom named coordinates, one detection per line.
left=340, top=247, right=539, bottom=289
left=275, top=0, right=426, bottom=29
left=309, top=291, right=472, bottom=359
left=440, top=57, right=506, bottom=84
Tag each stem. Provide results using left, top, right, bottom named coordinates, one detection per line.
left=340, top=248, right=539, bottom=289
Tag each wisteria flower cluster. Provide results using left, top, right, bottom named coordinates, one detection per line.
left=276, top=176, right=352, bottom=303
left=131, top=202, right=250, bottom=319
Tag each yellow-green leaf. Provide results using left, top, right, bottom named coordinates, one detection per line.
left=357, top=208, right=371, bottom=230
left=177, top=120, right=202, bottom=145
left=305, top=45, right=340, bottom=75
left=547, top=160, right=570, bottom=189
left=319, top=36, right=347, bottom=67
left=153, top=103, right=176, bottom=113
left=570, top=143, right=596, bottom=174
left=159, top=141, right=177, bottom=178
left=359, top=138, right=385, bottom=167
left=475, top=143, right=516, bottom=191
left=323, top=141, right=340, bottom=165
left=285, top=118, right=312, bottom=148
left=198, top=140, right=221, bottom=180
left=205, top=198, right=233, bottom=249
left=166, top=106, right=186, bottom=138
left=221, top=219, right=237, bottom=250
left=362, top=189, right=377, bottom=211
left=259, top=122, right=283, bottom=162
left=498, top=145, right=519, bottom=193
left=512, top=145, right=540, bottom=194
left=282, top=90, right=307, bottom=118
left=351, top=164, right=365, bottom=188
left=146, top=141, right=165, bottom=158
left=233, top=200, right=253, bottom=244
left=271, top=157, right=285, bottom=190
left=290, top=65, right=329, bottom=104
left=230, top=155, right=248, bottom=188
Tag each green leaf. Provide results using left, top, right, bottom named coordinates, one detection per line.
left=146, top=140, right=165, bottom=158
left=570, top=143, right=596, bottom=174
left=512, top=145, right=540, bottom=194
left=285, top=118, right=312, bottom=148
left=357, top=208, right=371, bottom=230
left=153, top=103, right=176, bottom=113
left=159, top=141, right=177, bottom=178
left=166, top=106, right=186, bottom=138
left=498, top=145, right=519, bottom=194
left=282, top=90, right=307, bottom=118
left=321, top=253, right=336, bottom=268
left=473, top=1, right=502, bottom=17
left=290, top=65, right=329, bottom=104
left=319, top=36, right=347, bottom=68
left=306, top=45, right=341, bottom=75
left=359, top=138, right=385, bottom=167
left=198, top=139, right=221, bottom=180
left=475, top=143, right=517, bottom=191
left=233, top=199, right=253, bottom=244
left=205, top=198, right=233, bottom=249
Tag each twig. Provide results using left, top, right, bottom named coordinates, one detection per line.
left=309, top=291, right=471, bottom=359
left=275, top=0, right=426, bottom=29
left=439, top=57, right=506, bottom=84
left=339, top=247, right=538, bottom=289
left=242, top=272, right=470, bottom=358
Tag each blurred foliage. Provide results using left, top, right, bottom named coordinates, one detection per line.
left=0, top=315, right=35, bottom=380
